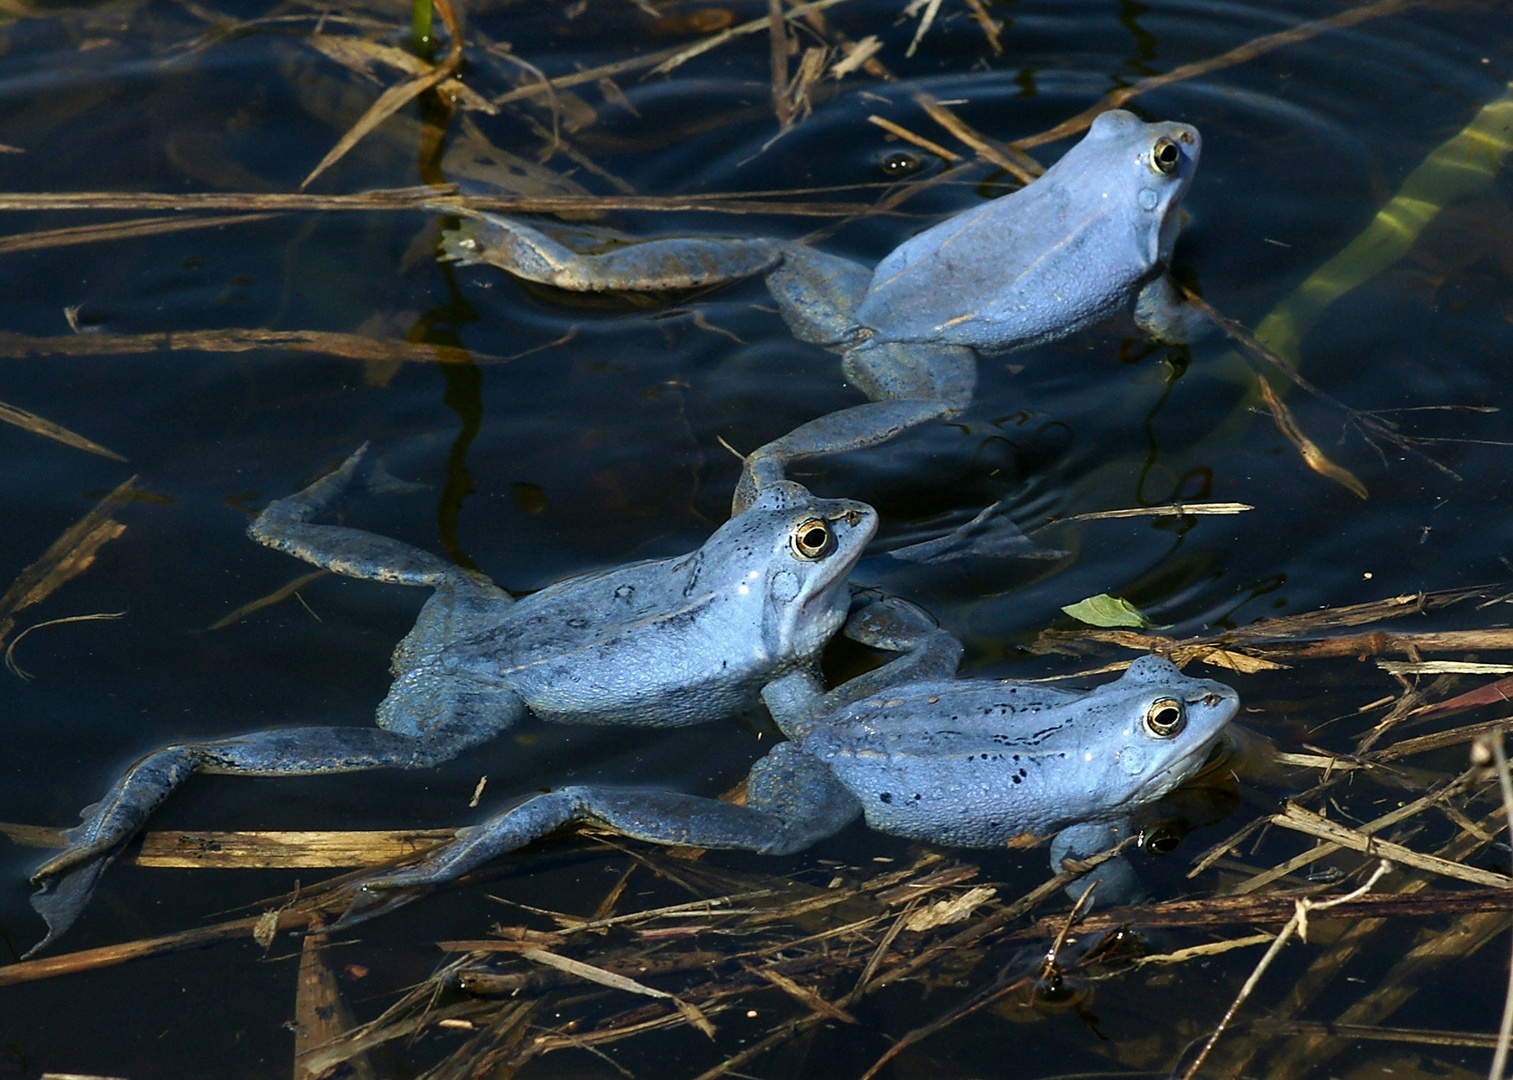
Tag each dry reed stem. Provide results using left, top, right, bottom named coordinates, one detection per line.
left=0, top=329, right=500, bottom=365
left=0, top=212, right=282, bottom=255
left=1482, top=733, right=1513, bottom=1080
left=1176, top=861, right=1394, bottom=1080
left=866, top=115, right=963, bottom=162
left=1269, top=803, right=1509, bottom=888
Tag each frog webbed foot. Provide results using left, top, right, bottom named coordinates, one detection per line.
left=1049, top=819, right=1147, bottom=909
left=1133, top=273, right=1210, bottom=345
left=438, top=211, right=785, bottom=292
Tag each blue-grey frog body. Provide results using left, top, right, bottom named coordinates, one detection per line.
left=25, top=446, right=878, bottom=955
left=802, top=657, right=1239, bottom=849
left=332, top=598, right=1238, bottom=929
left=437, top=109, right=1202, bottom=523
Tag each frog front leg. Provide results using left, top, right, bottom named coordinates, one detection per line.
left=333, top=741, right=861, bottom=927
left=1132, top=272, right=1208, bottom=345
left=762, top=595, right=964, bottom=741
left=1048, top=819, right=1147, bottom=907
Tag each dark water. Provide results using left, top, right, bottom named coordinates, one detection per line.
left=2, top=0, right=1513, bottom=1076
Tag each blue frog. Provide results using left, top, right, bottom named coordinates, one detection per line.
left=439, top=109, right=1202, bottom=521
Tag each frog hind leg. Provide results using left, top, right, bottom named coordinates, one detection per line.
left=440, top=212, right=785, bottom=291
left=28, top=453, right=523, bottom=956
left=1132, top=272, right=1208, bottom=345
left=332, top=742, right=861, bottom=928
left=249, top=443, right=463, bottom=586
left=25, top=682, right=523, bottom=956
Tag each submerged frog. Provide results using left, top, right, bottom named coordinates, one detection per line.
left=439, top=109, right=1202, bottom=519
left=26, top=445, right=884, bottom=954
left=335, top=606, right=1239, bottom=926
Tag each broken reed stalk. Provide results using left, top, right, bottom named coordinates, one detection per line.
left=1176, top=861, right=1394, bottom=1080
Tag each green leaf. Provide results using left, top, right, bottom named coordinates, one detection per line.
left=1060, top=594, right=1151, bottom=629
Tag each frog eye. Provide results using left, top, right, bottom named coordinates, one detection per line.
left=790, top=519, right=834, bottom=560
left=1144, top=697, right=1186, bottom=737
left=1150, top=137, right=1182, bottom=176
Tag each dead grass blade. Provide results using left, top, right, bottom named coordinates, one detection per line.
left=0, top=399, right=125, bottom=460
left=521, top=948, right=716, bottom=1037
left=0, top=212, right=281, bottom=256
left=1012, top=886, right=1513, bottom=940
left=0, top=187, right=450, bottom=212
left=0, top=188, right=883, bottom=219
left=5, top=611, right=125, bottom=680
left=0, top=904, right=321, bottom=988
left=133, top=828, right=457, bottom=868
left=1479, top=731, right=1513, bottom=1080
left=647, top=0, right=853, bottom=78
left=913, top=92, right=1041, bottom=182
left=1269, top=804, right=1508, bottom=888
left=1226, top=770, right=1476, bottom=896
left=0, top=474, right=137, bottom=646
left=206, top=569, right=329, bottom=631
left=1016, top=0, right=1428, bottom=150
left=301, top=0, right=464, bottom=189
left=1044, top=501, right=1253, bottom=525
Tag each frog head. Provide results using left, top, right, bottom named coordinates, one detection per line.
left=1073, top=108, right=1202, bottom=270
left=1081, top=655, right=1238, bottom=817
left=700, top=480, right=877, bottom=664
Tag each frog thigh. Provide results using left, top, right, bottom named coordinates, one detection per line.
left=840, top=337, right=976, bottom=408
left=765, top=244, right=874, bottom=345
left=1133, top=272, right=1208, bottom=345
left=441, top=213, right=785, bottom=291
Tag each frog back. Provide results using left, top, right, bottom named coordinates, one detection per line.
left=855, top=111, right=1199, bottom=354
left=452, top=557, right=781, bottom=727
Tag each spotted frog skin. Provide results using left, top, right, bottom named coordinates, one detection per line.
left=332, top=601, right=1238, bottom=927
left=25, top=445, right=881, bottom=955
left=438, top=110, right=1202, bottom=525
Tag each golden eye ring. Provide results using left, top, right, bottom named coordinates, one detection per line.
left=790, top=519, right=834, bottom=560
left=1151, top=137, right=1181, bottom=175
left=1144, top=697, right=1185, bottom=737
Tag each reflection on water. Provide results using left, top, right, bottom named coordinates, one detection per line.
left=2, top=0, right=1513, bottom=1077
